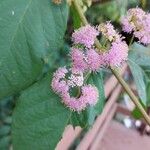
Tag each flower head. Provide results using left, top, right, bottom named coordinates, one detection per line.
left=71, top=47, right=104, bottom=72
left=82, top=85, right=99, bottom=105
left=72, top=25, right=99, bottom=48
left=51, top=67, right=68, bottom=94
left=98, top=22, right=129, bottom=67
left=68, top=69, right=84, bottom=87
left=51, top=67, right=99, bottom=112
left=71, top=48, right=88, bottom=72
left=87, top=49, right=103, bottom=71
left=99, top=22, right=120, bottom=42
left=61, top=85, right=99, bottom=112
left=121, top=8, right=150, bottom=44
left=103, top=40, right=128, bottom=67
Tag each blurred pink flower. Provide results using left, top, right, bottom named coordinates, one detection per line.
left=104, top=40, right=128, bottom=67
left=71, top=48, right=88, bottom=72
left=72, top=25, right=99, bottom=48
left=87, top=49, right=103, bottom=71
left=121, top=8, right=150, bottom=44
left=51, top=67, right=99, bottom=112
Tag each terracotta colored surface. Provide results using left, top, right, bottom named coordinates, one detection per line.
left=90, top=104, right=117, bottom=150
left=56, top=125, right=82, bottom=150
left=99, top=121, right=150, bottom=150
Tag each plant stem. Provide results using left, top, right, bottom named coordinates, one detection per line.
left=72, top=0, right=150, bottom=125
left=72, top=0, right=88, bottom=26
left=129, top=35, right=134, bottom=47
left=84, top=71, right=91, bottom=83
left=111, top=67, right=150, bottom=125
left=73, top=0, right=102, bottom=49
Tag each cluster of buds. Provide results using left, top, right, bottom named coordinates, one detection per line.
left=121, top=8, right=150, bottom=44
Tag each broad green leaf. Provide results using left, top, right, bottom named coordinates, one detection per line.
left=128, top=43, right=150, bottom=106
left=129, top=43, right=150, bottom=68
left=12, top=74, right=71, bottom=150
left=0, top=136, right=11, bottom=150
left=0, top=125, right=10, bottom=137
left=70, top=72, right=105, bottom=128
left=0, top=0, right=68, bottom=99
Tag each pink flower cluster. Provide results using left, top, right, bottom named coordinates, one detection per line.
left=71, top=23, right=128, bottom=70
left=51, top=23, right=129, bottom=112
left=51, top=67, right=99, bottom=112
left=121, top=8, right=150, bottom=44
left=103, top=40, right=128, bottom=67
left=72, top=25, right=99, bottom=48
left=98, top=22, right=120, bottom=42
left=98, top=22, right=128, bottom=66
left=71, top=48, right=103, bottom=72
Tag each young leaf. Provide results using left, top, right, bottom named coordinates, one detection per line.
left=12, top=74, right=71, bottom=150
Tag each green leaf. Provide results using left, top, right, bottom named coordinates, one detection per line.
left=129, top=43, right=150, bottom=68
left=70, top=5, right=82, bottom=29
left=0, top=136, right=11, bottom=150
left=87, top=0, right=127, bottom=23
left=128, top=59, right=147, bottom=105
left=12, top=74, right=71, bottom=150
left=146, top=81, right=150, bottom=106
left=132, top=100, right=146, bottom=119
left=0, top=0, right=68, bottom=99
left=70, top=72, right=105, bottom=128
left=0, top=125, right=10, bottom=137
left=128, top=43, right=150, bottom=106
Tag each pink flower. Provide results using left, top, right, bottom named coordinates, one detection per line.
left=51, top=67, right=99, bottom=112
left=68, top=69, right=84, bottom=87
left=121, top=8, right=150, bottom=44
left=71, top=48, right=88, bottom=72
left=98, top=22, right=128, bottom=67
left=51, top=67, right=84, bottom=94
left=99, top=22, right=120, bottom=42
left=61, top=85, right=99, bottom=112
left=121, top=8, right=145, bottom=33
left=134, top=14, right=150, bottom=44
left=82, top=85, right=99, bottom=105
left=72, top=25, right=99, bottom=48
left=63, top=96, right=87, bottom=112
left=121, top=18, right=134, bottom=33
left=104, top=40, right=128, bottom=67
left=87, top=49, right=102, bottom=71
left=51, top=67, right=68, bottom=94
